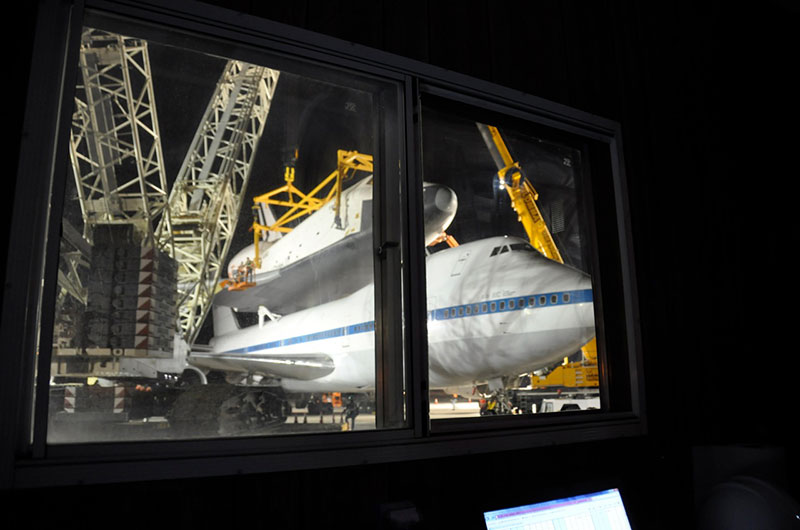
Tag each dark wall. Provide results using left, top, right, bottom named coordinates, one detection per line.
left=5, top=1, right=800, bottom=528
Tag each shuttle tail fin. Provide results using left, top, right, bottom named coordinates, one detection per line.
left=256, top=202, right=282, bottom=242
left=213, top=305, right=240, bottom=336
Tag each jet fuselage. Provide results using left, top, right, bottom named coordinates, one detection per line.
left=193, top=236, right=595, bottom=392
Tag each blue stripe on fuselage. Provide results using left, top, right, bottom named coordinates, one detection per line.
left=221, top=288, right=592, bottom=355
left=430, top=288, right=592, bottom=321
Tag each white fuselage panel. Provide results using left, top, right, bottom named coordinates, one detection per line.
left=197, top=236, right=595, bottom=392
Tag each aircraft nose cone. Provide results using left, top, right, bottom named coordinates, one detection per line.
left=422, top=183, right=458, bottom=245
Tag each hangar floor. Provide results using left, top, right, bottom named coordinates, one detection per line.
left=283, top=401, right=481, bottom=432
left=47, top=401, right=483, bottom=442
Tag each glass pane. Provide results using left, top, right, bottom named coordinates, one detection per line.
left=421, top=102, right=599, bottom=421
left=47, top=20, right=401, bottom=442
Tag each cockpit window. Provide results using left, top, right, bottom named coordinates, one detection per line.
left=491, top=243, right=534, bottom=257
left=509, top=243, right=535, bottom=252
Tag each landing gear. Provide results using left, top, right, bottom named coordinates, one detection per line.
left=305, top=395, right=333, bottom=415
left=218, top=387, right=289, bottom=434
left=479, top=387, right=516, bottom=415
left=167, top=384, right=290, bottom=437
left=478, top=378, right=519, bottom=415
left=176, top=367, right=206, bottom=387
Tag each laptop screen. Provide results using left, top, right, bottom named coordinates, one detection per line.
left=484, top=488, right=632, bottom=530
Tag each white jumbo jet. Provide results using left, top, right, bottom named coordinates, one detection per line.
left=190, top=236, right=595, bottom=393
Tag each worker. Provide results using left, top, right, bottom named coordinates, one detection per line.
left=244, top=257, right=254, bottom=283
left=344, top=395, right=359, bottom=431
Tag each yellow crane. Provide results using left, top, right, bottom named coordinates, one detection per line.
left=476, top=124, right=564, bottom=263
left=476, top=123, right=598, bottom=384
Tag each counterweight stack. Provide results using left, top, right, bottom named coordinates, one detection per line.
left=83, top=228, right=177, bottom=355
left=57, top=26, right=281, bottom=376
left=57, top=28, right=180, bottom=371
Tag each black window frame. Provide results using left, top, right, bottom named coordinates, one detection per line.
left=1, top=0, right=645, bottom=488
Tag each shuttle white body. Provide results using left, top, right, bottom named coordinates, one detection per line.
left=228, top=176, right=375, bottom=279
left=214, top=177, right=458, bottom=314
left=191, top=236, right=595, bottom=392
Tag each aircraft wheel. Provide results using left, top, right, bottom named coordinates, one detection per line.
left=176, top=368, right=203, bottom=388
left=166, top=384, right=237, bottom=437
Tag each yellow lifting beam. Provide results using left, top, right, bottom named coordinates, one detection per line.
left=250, top=150, right=373, bottom=269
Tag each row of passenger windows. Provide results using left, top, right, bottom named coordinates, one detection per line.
left=429, top=292, right=572, bottom=321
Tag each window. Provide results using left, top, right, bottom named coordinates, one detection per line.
left=38, top=12, right=405, bottom=444
left=510, top=243, right=534, bottom=252
left=2, top=0, right=644, bottom=488
left=421, top=96, right=607, bottom=424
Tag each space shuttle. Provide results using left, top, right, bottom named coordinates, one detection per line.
left=213, top=176, right=459, bottom=315
left=190, top=236, right=595, bottom=392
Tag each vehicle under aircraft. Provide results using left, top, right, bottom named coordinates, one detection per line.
left=189, top=235, right=595, bottom=394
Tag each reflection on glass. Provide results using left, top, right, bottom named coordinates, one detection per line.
left=422, top=105, right=599, bottom=420
left=47, top=23, right=397, bottom=442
